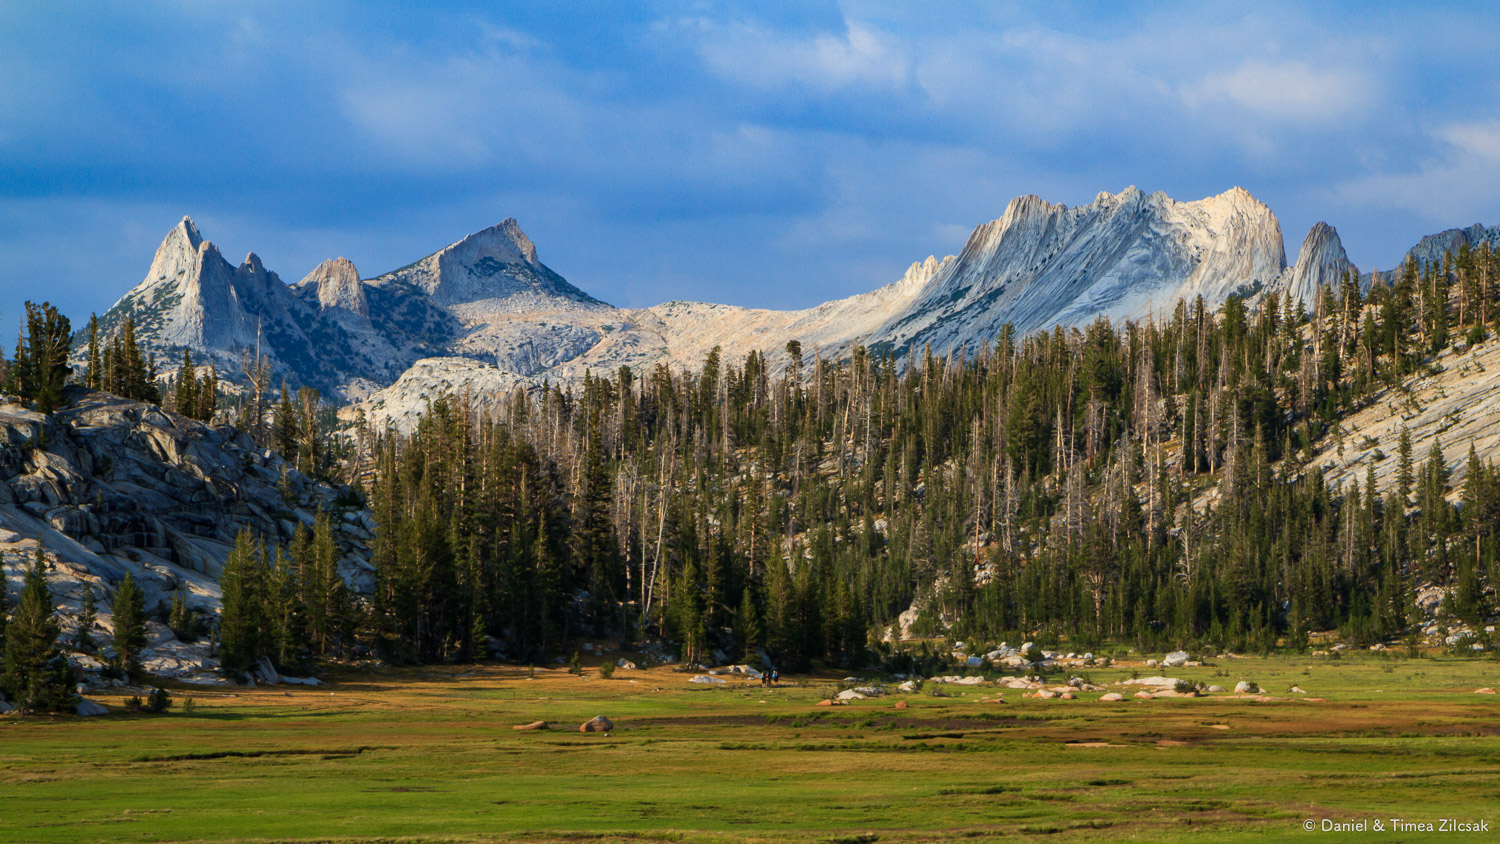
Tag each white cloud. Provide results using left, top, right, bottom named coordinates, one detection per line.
left=687, top=18, right=910, bottom=94
left=1337, top=120, right=1500, bottom=222
left=1184, top=59, right=1373, bottom=124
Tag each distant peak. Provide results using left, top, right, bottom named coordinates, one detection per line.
left=301, top=257, right=368, bottom=316
left=1210, top=185, right=1269, bottom=209
left=1001, top=194, right=1058, bottom=221
left=453, top=217, right=539, bottom=265
left=305, top=256, right=360, bottom=281
left=176, top=216, right=203, bottom=247
left=1304, top=221, right=1339, bottom=243
left=159, top=215, right=205, bottom=253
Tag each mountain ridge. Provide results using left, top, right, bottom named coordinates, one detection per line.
left=79, top=188, right=1490, bottom=428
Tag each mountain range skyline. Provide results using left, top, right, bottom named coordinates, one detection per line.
left=82, top=182, right=1500, bottom=433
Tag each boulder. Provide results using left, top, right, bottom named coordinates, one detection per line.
left=254, top=655, right=280, bottom=686
left=76, top=698, right=109, bottom=716
left=1162, top=651, right=1190, bottom=668
left=1099, top=692, right=1124, bottom=702
left=579, top=715, right=613, bottom=733
left=1121, top=676, right=1179, bottom=688
left=1476, top=688, right=1497, bottom=694
left=616, top=658, right=637, bottom=670
left=1035, top=689, right=1057, bottom=699
left=893, top=700, right=908, bottom=710
left=897, top=680, right=919, bottom=693
left=852, top=686, right=886, bottom=697
left=689, top=675, right=726, bottom=685
left=1206, top=685, right=1227, bottom=693
left=835, top=689, right=866, bottom=701
left=279, top=676, right=321, bottom=686
left=1133, top=691, right=1155, bottom=700
left=1234, top=681, right=1259, bottom=694
left=1059, top=692, right=1076, bottom=700
left=513, top=721, right=548, bottom=731
left=965, top=656, right=984, bottom=668
left=1145, top=659, right=1159, bottom=668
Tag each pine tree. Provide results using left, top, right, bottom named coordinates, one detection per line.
left=1397, top=427, right=1414, bottom=506
left=86, top=314, right=102, bottom=390
left=169, top=592, right=197, bottom=642
left=111, top=572, right=147, bottom=675
left=76, top=587, right=98, bottom=652
left=1, top=549, right=76, bottom=713
left=219, top=530, right=266, bottom=675
left=175, top=348, right=197, bottom=417
left=13, top=302, right=72, bottom=413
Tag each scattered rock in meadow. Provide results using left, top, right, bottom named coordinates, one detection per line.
left=835, top=689, right=866, bottom=701
left=894, top=700, right=908, bottom=710
left=1206, top=685, right=1227, bottom=693
left=76, top=698, right=109, bottom=716
left=1121, top=676, right=1179, bottom=689
left=616, top=659, right=637, bottom=670
left=579, top=715, right=613, bottom=733
left=1234, top=681, right=1259, bottom=694
left=1133, top=691, right=1155, bottom=700
left=1162, top=651, right=1190, bottom=668
left=1476, top=688, right=1497, bottom=694
left=689, top=675, right=727, bottom=685
left=1099, top=693, right=1124, bottom=702
left=513, top=721, right=548, bottom=731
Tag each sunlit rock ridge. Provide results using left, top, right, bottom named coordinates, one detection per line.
left=89, top=186, right=1465, bottom=429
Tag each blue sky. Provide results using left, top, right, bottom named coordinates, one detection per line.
left=4, top=1, right=1500, bottom=335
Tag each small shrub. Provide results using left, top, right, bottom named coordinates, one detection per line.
left=528, top=664, right=536, bottom=679
left=598, top=660, right=615, bottom=680
left=124, top=696, right=144, bottom=712
left=147, top=687, right=172, bottom=713
left=182, top=697, right=196, bottom=714
left=569, top=651, right=583, bottom=675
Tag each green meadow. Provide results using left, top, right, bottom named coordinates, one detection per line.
left=3, top=654, right=1498, bottom=843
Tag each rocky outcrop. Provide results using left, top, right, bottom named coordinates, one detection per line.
left=1305, top=334, right=1500, bottom=495
left=0, top=389, right=375, bottom=683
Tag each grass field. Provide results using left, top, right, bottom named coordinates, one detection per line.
left=3, top=653, right=1498, bottom=843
